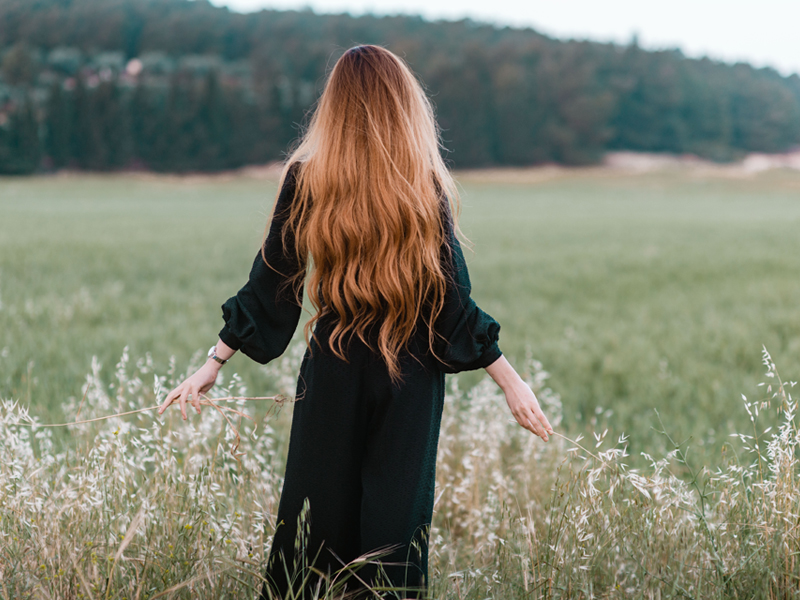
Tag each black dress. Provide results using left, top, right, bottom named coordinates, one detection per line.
left=219, top=165, right=502, bottom=599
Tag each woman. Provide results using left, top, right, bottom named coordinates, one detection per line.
left=158, top=45, right=553, bottom=599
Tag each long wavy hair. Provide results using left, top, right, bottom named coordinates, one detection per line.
left=267, top=44, right=460, bottom=383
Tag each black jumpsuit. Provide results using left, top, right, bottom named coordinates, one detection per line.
left=218, top=165, right=502, bottom=599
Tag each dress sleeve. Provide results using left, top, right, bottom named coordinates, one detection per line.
left=218, top=164, right=304, bottom=365
left=433, top=203, right=503, bottom=373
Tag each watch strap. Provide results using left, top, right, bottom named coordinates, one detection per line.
left=208, top=345, right=227, bottom=365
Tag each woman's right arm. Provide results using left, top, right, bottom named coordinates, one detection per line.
left=157, top=338, right=236, bottom=419
left=158, top=164, right=303, bottom=419
left=216, top=163, right=304, bottom=364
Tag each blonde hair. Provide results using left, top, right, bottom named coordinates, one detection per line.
left=269, top=44, right=460, bottom=383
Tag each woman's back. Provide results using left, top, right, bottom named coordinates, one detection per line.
left=220, top=160, right=501, bottom=374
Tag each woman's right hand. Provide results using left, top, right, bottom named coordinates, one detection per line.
left=158, top=360, right=221, bottom=419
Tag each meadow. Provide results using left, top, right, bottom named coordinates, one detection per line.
left=2, top=167, right=800, bottom=598
left=2, top=168, right=800, bottom=454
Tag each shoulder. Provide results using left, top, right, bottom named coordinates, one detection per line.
left=275, top=162, right=303, bottom=208
left=284, top=161, right=302, bottom=186
left=275, top=161, right=302, bottom=194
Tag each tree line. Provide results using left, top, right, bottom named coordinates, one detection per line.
left=0, top=0, right=799, bottom=174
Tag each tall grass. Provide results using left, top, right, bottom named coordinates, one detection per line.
left=2, top=344, right=798, bottom=599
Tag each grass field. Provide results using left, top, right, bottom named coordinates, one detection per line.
left=3, top=167, right=800, bottom=598
left=2, top=168, right=800, bottom=455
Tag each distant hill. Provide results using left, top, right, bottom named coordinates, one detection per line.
left=0, top=0, right=799, bottom=173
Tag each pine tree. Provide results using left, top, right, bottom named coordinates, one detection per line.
left=0, top=96, right=41, bottom=174
left=130, top=83, right=157, bottom=169
left=196, top=70, right=229, bottom=170
left=71, top=78, right=98, bottom=169
left=45, top=82, right=73, bottom=168
left=94, top=81, right=132, bottom=169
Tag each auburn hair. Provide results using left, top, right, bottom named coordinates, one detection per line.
left=267, top=44, right=460, bottom=383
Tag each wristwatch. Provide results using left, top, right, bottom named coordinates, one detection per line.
left=208, top=345, right=228, bottom=366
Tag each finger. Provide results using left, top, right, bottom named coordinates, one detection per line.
left=514, top=410, right=539, bottom=437
left=526, top=392, right=553, bottom=434
left=179, top=388, right=189, bottom=420
left=524, top=408, right=549, bottom=441
left=528, top=411, right=548, bottom=442
left=528, top=420, right=548, bottom=442
left=531, top=403, right=554, bottom=434
left=158, top=387, right=179, bottom=415
left=191, top=387, right=201, bottom=415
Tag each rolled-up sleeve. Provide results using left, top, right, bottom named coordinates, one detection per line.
left=218, top=164, right=303, bottom=364
left=433, top=205, right=503, bottom=373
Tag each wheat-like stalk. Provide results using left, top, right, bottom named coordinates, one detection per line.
left=1, top=344, right=799, bottom=598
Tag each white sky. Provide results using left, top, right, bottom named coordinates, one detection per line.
left=209, top=0, right=800, bottom=76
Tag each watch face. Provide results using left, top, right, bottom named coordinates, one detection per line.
left=208, top=346, right=216, bottom=358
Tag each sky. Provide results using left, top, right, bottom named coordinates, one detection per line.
left=208, top=0, right=800, bottom=76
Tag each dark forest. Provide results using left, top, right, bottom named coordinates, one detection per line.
left=1, top=0, right=799, bottom=173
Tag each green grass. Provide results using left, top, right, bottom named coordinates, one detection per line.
left=2, top=169, right=800, bottom=457
left=460, top=170, right=800, bottom=456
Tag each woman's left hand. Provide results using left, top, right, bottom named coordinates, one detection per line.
left=501, top=377, right=553, bottom=442
left=485, top=354, right=554, bottom=442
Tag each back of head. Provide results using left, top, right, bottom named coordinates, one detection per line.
left=278, top=44, right=459, bottom=383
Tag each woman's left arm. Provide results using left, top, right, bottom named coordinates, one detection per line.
left=433, top=205, right=554, bottom=441
left=485, top=355, right=553, bottom=442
